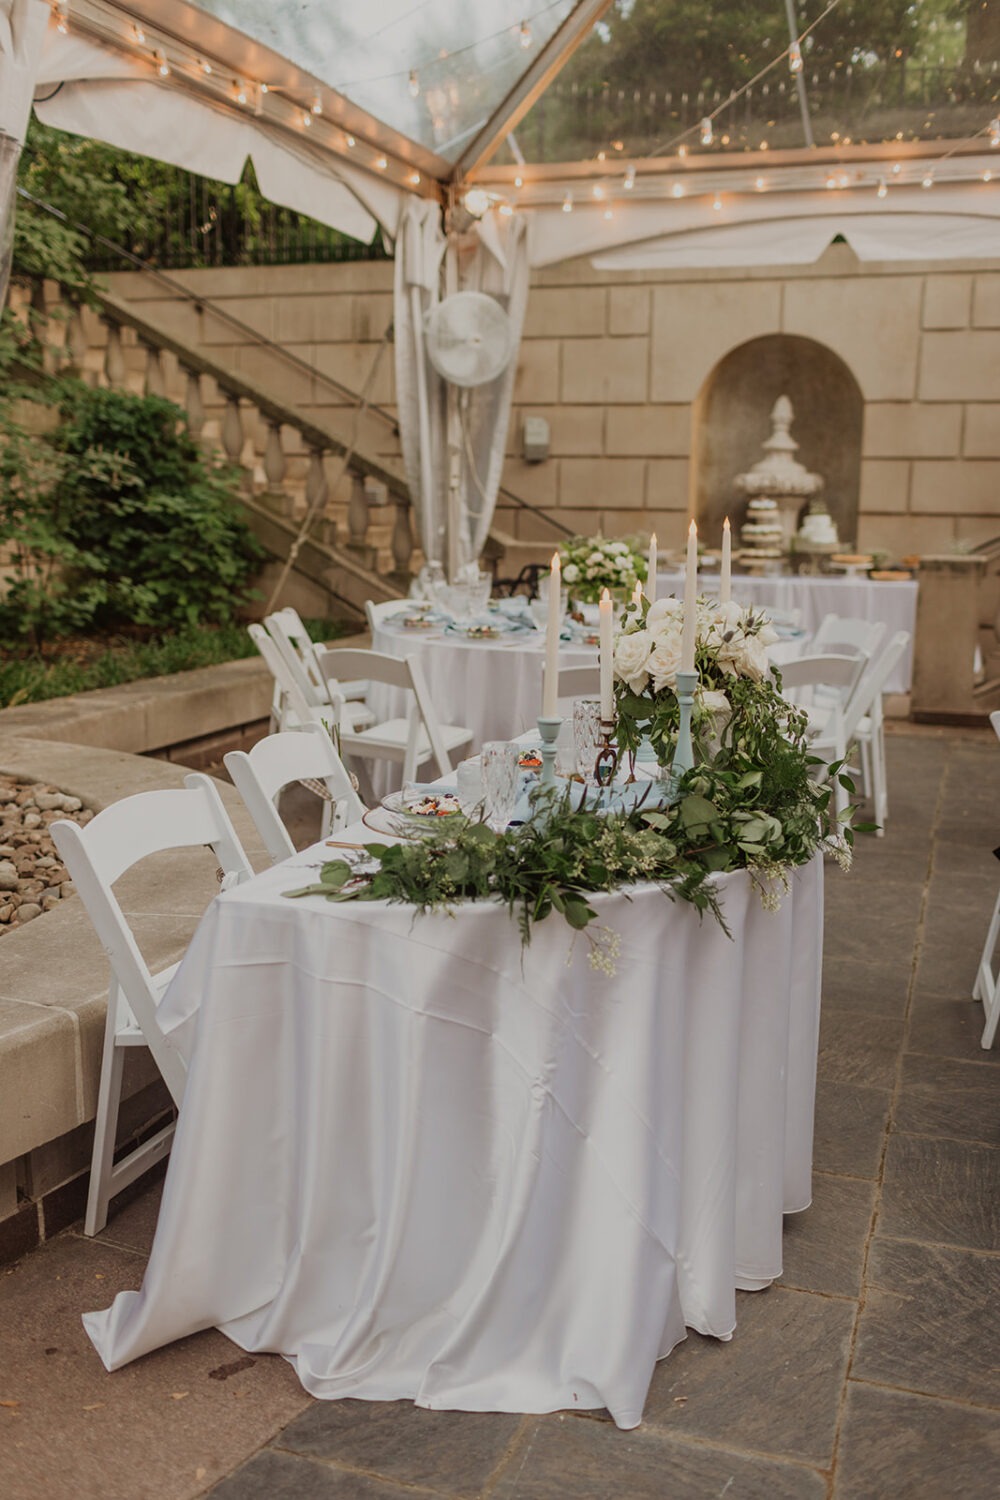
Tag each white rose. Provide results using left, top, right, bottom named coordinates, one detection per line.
left=699, top=687, right=731, bottom=722
left=611, top=541, right=630, bottom=555
left=738, top=634, right=770, bottom=681
left=562, top=563, right=580, bottom=583
left=756, top=619, right=779, bottom=647
left=586, top=551, right=605, bottom=567
left=647, top=634, right=683, bottom=693
left=646, top=596, right=684, bottom=627
left=613, top=628, right=652, bottom=694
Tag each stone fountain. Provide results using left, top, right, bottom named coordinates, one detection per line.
left=733, top=395, right=824, bottom=553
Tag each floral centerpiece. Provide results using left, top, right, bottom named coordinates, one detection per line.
left=612, top=595, right=780, bottom=768
left=558, top=535, right=646, bottom=606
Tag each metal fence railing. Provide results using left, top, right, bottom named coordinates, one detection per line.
left=81, top=166, right=390, bottom=273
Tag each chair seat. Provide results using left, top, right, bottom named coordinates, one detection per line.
left=340, top=718, right=473, bottom=764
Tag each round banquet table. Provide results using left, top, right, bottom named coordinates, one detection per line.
left=372, top=611, right=597, bottom=751
left=82, top=828, right=824, bottom=1431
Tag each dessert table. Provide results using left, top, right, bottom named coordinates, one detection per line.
left=658, top=570, right=917, bottom=693
left=82, top=825, right=823, bottom=1430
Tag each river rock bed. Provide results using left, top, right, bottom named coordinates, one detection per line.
left=0, top=773, right=93, bottom=933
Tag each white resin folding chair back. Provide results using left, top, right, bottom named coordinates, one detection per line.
left=315, top=646, right=474, bottom=796
left=844, top=630, right=911, bottom=834
left=973, top=710, right=1000, bottom=1048
left=554, top=664, right=601, bottom=699
left=249, top=622, right=318, bottom=732
left=50, top=779, right=253, bottom=1235
left=365, top=598, right=410, bottom=632
left=812, top=613, right=886, bottom=660
left=266, top=609, right=374, bottom=729
left=779, top=653, right=865, bottom=821
left=225, top=723, right=365, bottom=863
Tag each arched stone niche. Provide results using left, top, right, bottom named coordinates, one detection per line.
left=692, top=335, right=863, bottom=549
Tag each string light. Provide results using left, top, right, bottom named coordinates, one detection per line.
left=983, top=170, right=993, bottom=182
left=235, top=80, right=249, bottom=105
left=562, top=192, right=573, bottom=213
left=922, top=171, right=934, bottom=189
left=623, top=165, right=636, bottom=190
left=603, top=206, right=613, bottom=220
left=55, top=3, right=68, bottom=34
left=408, top=69, right=419, bottom=98
left=671, top=182, right=685, bottom=198
left=375, top=156, right=388, bottom=170
left=463, top=188, right=491, bottom=217
left=155, top=50, right=170, bottom=78
left=754, top=175, right=765, bottom=190
left=592, top=183, right=606, bottom=200
left=259, top=81, right=268, bottom=93
left=519, top=19, right=532, bottom=49
left=499, top=202, right=513, bottom=216
left=991, top=118, right=1000, bottom=148
left=132, top=24, right=145, bottom=45
left=700, top=117, right=714, bottom=146
left=311, top=95, right=322, bottom=115
left=302, top=110, right=313, bottom=127
left=514, top=174, right=523, bottom=188
left=200, top=60, right=213, bottom=76
left=891, top=162, right=902, bottom=175
left=712, top=194, right=723, bottom=211
left=345, top=134, right=356, bottom=148
left=877, top=178, right=887, bottom=198
left=677, top=145, right=688, bottom=159
left=408, top=171, right=421, bottom=186
left=788, top=41, right=803, bottom=74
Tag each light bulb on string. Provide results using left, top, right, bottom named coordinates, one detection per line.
left=755, top=176, right=765, bottom=191
left=302, top=110, right=312, bottom=127
left=519, top=19, right=532, bottom=49
left=375, top=156, right=388, bottom=170
left=712, top=194, right=722, bottom=211
left=623, top=164, right=636, bottom=190
left=463, top=188, right=491, bottom=218
left=408, top=70, right=419, bottom=99
left=259, top=82, right=268, bottom=93
left=132, top=24, right=145, bottom=45
left=922, top=171, right=934, bottom=189
left=671, top=182, right=685, bottom=198
left=562, top=192, right=573, bottom=213
left=592, top=183, right=605, bottom=200
left=677, top=145, right=688, bottom=159
left=311, top=95, right=322, bottom=115
left=877, top=178, right=887, bottom=198
left=408, top=171, right=421, bottom=186
left=603, top=207, right=613, bottom=221
left=200, top=60, right=213, bottom=76
left=700, top=117, right=714, bottom=146
left=155, top=50, right=170, bottom=78
left=990, top=118, right=1000, bottom=147
left=235, top=80, right=249, bottom=105
left=983, top=170, right=993, bottom=182
left=499, top=202, right=513, bottom=217
left=788, top=41, right=803, bottom=75
left=514, top=174, right=523, bottom=188
left=891, top=162, right=901, bottom=175
left=55, top=3, right=68, bottom=34
left=345, top=134, right=356, bottom=148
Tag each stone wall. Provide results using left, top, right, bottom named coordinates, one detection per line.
left=102, top=240, right=1000, bottom=558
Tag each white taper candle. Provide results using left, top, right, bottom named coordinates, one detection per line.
left=542, top=552, right=561, bottom=718
left=599, top=587, right=614, bottom=719
left=680, top=520, right=698, bottom=674
left=720, top=517, right=731, bottom=604
left=646, top=531, right=658, bottom=604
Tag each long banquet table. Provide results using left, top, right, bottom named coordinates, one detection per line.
left=658, top=570, right=917, bottom=694
left=83, top=821, right=824, bottom=1430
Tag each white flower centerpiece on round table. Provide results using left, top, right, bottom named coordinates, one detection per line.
left=558, top=535, right=647, bottom=608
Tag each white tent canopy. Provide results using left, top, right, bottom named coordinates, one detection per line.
left=5, top=0, right=1000, bottom=569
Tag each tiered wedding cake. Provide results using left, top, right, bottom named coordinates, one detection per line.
left=796, top=504, right=839, bottom=548
left=740, top=497, right=785, bottom=561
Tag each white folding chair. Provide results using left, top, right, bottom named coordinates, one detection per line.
left=249, top=621, right=321, bottom=734
left=802, top=632, right=910, bottom=834
left=973, top=710, right=1000, bottom=1048
left=264, top=609, right=373, bottom=732
left=225, top=723, right=365, bottom=864
left=809, top=615, right=886, bottom=791
left=50, top=778, right=253, bottom=1235
left=365, top=598, right=411, bottom=632
left=780, top=653, right=866, bottom=823
left=315, top=645, right=474, bottom=801
left=554, top=664, right=601, bottom=699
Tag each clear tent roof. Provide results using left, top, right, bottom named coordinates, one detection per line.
left=191, top=0, right=582, bottom=165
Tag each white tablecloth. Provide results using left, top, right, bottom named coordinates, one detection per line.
left=658, top=572, right=917, bottom=693
left=83, top=844, right=823, bottom=1430
left=372, top=618, right=596, bottom=750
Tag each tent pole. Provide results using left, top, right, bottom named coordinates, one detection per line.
left=783, top=0, right=814, bottom=149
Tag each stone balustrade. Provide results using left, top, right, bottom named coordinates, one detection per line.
left=24, top=283, right=414, bottom=613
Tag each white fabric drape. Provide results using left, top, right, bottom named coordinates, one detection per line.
left=0, top=0, right=48, bottom=305
left=82, top=848, right=823, bottom=1429
left=394, top=198, right=530, bottom=572
left=31, top=25, right=404, bottom=245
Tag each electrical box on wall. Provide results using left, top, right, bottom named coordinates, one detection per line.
left=521, top=416, right=550, bottom=463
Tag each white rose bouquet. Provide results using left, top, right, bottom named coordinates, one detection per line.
left=612, top=595, right=782, bottom=768
left=557, top=535, right=646, bottom=605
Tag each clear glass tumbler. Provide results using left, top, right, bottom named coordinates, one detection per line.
left=455, top=758, right=484, bottom=819
left=480, top=741, right=521, bottom=833
left=572, top=697, right=604, bottom=785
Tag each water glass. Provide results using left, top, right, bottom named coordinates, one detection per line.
left=572, top=697, right=604, bottom=785
left=481, top=741, right=521, bottom=833
left=455, top=758, right=484, bottom=818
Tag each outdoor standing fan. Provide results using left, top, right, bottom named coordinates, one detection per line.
left=423, top=291, right=513, bottom=387
left=423, top=291, right=515, bottom=578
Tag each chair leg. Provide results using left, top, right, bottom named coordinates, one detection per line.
left=84, top=1034, right=126, bottom=1237
left=871, top=733, right=887, bottom=836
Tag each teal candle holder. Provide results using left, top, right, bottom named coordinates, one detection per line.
left=671, top=669, right=697, bottom=783
left=536, top=715, right=563, bottom=792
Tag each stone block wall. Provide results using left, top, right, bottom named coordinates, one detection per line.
left=102, top=241, right=1000, bottom=557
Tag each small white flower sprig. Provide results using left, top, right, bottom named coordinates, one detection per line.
left=612, top=594, right=781, bottom=766
left=558, top=535, right=647, bottom=605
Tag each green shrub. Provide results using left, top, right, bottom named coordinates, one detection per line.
left=0, top=380, right=264, bottom=643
